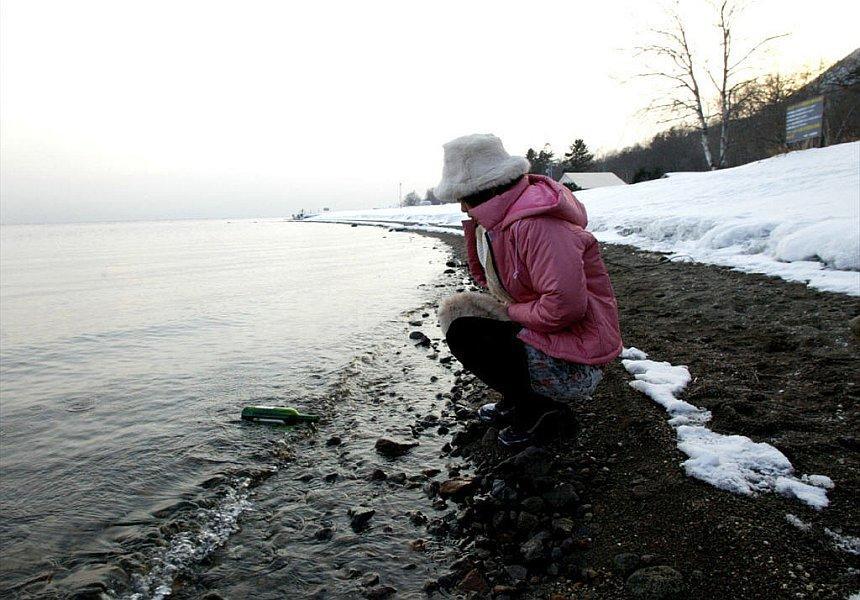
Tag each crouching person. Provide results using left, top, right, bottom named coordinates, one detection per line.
left=434, top=134, right=623, bottom=447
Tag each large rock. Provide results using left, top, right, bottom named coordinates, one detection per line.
left=626, top=566, right=685, bottom=599
left=375, top=437, right=418, bottom=457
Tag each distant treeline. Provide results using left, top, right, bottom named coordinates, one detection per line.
left=595, top=50, right=860, bottom=183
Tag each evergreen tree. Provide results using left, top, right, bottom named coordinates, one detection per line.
left=527, top=143, right=555, bottom=176
left=402, top=191, right=421, bottom=206
left=563, top=139, right=594, bottom=172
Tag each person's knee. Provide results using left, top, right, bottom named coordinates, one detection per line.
left=445, top=316, right=471, bottom=353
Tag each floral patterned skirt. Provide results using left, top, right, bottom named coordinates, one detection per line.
left=524, top=344, right=604, bottom=402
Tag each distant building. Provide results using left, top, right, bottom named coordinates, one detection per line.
left=558, top=172, right=626, bottom=190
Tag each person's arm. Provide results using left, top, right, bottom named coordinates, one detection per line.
left=506, top=218, right=589, bottom=332
left=462, top=219, right=488, bottom=287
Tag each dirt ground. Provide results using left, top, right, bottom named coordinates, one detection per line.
left=424, top=232, right=859, bottom=600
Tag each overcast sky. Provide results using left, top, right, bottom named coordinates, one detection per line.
left=1, top=0, right=856, bottom=224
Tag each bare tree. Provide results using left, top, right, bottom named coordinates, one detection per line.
left=637, top=0, right=785, bottom=169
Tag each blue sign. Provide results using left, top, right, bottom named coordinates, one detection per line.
left=786, top=96, right=824, bottom=143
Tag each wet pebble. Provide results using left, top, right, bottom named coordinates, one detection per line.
left=505, top=564, right=528, bottom=583
left=521, top=496, right=545, bottom=513
left=374, top=437, right=418, bottom=457
left=408, top=510, right=428, bottom=525
left=542, top=482, right=579, bottom=509
left=497, top=446, right=552, bottom=477
left=369, top=469, right=387, bottom=481
left=458, top=568, right=489, bottom=593
left=520, top=531, right=549, bottom=563
left=408, top=331, right=431, bottom=347
left=517, top=511, right=539, bottom=532
left=552, top=517, right=575, bottom=536
left=439, top=477, right=476, bottom=500
left=364, top=585, right=396, bottom=599
left=481, top=427, right=499, bottom=446
left=348, top=506, right=375, bottom=531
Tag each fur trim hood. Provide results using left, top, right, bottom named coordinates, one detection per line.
left=434, top=134, right=530, bottom=203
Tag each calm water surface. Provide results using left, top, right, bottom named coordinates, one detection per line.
left=0, top=220, right=455, bottom=597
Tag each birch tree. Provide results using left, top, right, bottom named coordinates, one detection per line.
left=638, top=0, right=785, bottom=169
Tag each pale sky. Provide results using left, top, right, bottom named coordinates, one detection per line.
left=1, top=0, right=857, bottom=224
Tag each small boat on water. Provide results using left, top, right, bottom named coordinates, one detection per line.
left=291, top=210, right=319, bottom=221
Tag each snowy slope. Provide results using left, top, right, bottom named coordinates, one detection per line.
left=310, top=142, right=860, bottom=295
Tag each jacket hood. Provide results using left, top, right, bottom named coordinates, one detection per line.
left=468, top=174, right=588, bottom=231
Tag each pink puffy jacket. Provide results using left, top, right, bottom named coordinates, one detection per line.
left=463, top=174, right=622, bottom=366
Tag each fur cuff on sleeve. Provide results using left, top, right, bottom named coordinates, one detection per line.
left=437, top=292, right=510, bottom=336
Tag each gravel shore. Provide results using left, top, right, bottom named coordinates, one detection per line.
left=417, top=231, right=858, bottom=600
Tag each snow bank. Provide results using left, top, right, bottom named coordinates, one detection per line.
left=312, top=142, right=859, bottom=295
left=621, top=347, right=833, bottom=509
left=584, top=142, right=860, bottom=295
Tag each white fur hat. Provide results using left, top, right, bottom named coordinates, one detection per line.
left=434, top=134, right=530, bottom=203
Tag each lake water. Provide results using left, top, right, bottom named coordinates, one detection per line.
left=0, top=220, right=463, bottom=598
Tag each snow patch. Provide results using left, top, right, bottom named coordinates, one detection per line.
left=824, top=528, right=860, bottom=555
left=620, top=346, right=648, bottom=360
left=801, top=474, right=835, bottom=489
left=620, top=347, right=832, bottom=509
left=785, top=513, right=812, bottom=532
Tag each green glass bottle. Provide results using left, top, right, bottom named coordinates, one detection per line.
left=241, top=406, right=320, bottom=424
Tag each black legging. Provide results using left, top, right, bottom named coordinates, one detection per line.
left=445, top=317, right=554, bottom=424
